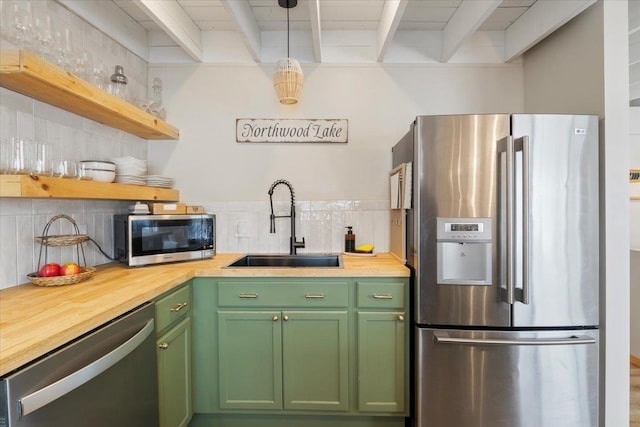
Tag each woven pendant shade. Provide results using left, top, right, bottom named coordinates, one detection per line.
left=273, top=58, right=304, bottom=104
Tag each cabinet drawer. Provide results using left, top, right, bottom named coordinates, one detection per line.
left=356, top=281, right=405, bottom=309
left=156, top=284, right=192, bottom=334
left=218, top=280, right=349, bottom=308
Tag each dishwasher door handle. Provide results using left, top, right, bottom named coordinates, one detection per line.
left=19, top=318, right=155, bottom=418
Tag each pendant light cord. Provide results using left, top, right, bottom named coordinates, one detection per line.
left=287, top=0, right=290, bottom=58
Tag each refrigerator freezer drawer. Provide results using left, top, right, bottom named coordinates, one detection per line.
left=416, top=327, right=599, bottom=427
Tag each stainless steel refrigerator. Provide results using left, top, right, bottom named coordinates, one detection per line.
left=392, top=114, right=599, bottom=427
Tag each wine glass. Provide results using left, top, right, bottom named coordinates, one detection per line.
left=6, top=2, right=34, bottom=50
left=33, top=14, right=55, bottom=61
left=54, top=28, right=74, bottom=72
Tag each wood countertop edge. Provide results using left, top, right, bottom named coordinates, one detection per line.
left=0, top=253, right=408, bottom=376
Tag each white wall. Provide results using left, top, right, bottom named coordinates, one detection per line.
left=147, top=62, right=523, bottom=255
left=521, top=1, right=630, bottom=425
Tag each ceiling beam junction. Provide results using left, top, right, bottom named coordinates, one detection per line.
left=377, top=0, right=409, bottom=62
left=504, top=0, right=596, bottom=62
left=132, top=0, right=202, bottom=62
left=440, top=0, right=501, bottom=63
left=219, top=0, right=262, bottom=62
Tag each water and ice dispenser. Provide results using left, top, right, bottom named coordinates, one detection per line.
left=436, top=217, right=492, bottom=285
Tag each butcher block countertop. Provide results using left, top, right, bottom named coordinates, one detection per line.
left=0, top=253, right=408, bottom=377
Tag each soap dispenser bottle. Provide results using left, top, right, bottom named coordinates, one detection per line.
left=345, top=226, right=356, bottom=252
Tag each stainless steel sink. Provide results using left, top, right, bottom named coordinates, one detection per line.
left=224, top=254, right=343, bottom=268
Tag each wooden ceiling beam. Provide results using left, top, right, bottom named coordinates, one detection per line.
left=440, top=0, right=501, bottom=63
left=132, top=0, right=202, bottom=62
left=308, top=0, right=323, bottom=63
left=377, top=0, right=409, bottom=62
left=504, top=0, right=596, bottom=62
left=219, top=0, right=262, bottom=62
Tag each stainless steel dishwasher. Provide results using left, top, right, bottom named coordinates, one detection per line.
left=0, top=303, right=159, bottom=427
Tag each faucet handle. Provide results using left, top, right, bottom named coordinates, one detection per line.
left=294, top=237, right=306, bottom=248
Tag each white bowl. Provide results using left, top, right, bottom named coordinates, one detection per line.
left=80, top=167, right=116, bottom=182
left=79, top=160, right=116, bottom=171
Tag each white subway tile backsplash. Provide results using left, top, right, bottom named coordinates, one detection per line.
left=204, top=199, right=390, bottom=256
left=0, top=199, right=32, bottom=216
left=353, top=200, right=389, bottom=211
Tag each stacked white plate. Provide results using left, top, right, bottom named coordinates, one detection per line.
left=145, top=175, right=174, bottom=188
left=116, top=175, right=146, bottom=185
left=112, top=156, right=147, bottom=186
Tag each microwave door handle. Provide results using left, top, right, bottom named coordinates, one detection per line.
left=18, top=319, right=155, bottom=418
left=513, top=136, right=530, bottom=304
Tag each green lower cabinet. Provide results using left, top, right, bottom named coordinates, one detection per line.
left=158, top=317, right=193, bottom=427
left=282, top=311, right=349, bottom=411
left=357, top=311, right=405, bottom=413
left=217, top=311, right=283, bottom=410
left=217, top=310, right=349, bottom=412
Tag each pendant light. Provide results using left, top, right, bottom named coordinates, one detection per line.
left=273, top=0, right=303, bottom=104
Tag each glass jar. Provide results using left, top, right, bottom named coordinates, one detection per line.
left=109, top=65, right=128, bottom=100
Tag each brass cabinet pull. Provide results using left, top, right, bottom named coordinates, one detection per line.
left=283, top=315, right=289, bottom=321
left=158, top=342, right=169, bottom=350
left=398, top=314, right=405, bottom=322
left=239, top=293, right=258, bottom=298
left=170, top=302, right=188, bottom=312
left=373, top=293, right=393, bottom=299
left=304, top=293, right=325, bottom=299
left=273, top=315, right=279, bottom=321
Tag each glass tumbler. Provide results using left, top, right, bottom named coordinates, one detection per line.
left=8, top=137, right=33, bottom=174
left=30, top=142, right=51, bottom=175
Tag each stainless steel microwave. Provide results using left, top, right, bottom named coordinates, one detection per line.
left=114, top=214, right=215, bottom=266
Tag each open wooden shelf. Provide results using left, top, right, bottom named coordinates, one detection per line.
left=0, top=50, right=179, bottom=140
left=0, top=175, right=179, bottom=201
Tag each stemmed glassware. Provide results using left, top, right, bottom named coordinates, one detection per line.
left=33, top=14, right=55, bottom=62
left=5, top=2, right=34, bottom=49
left=54, top=27, right=74, bottom=73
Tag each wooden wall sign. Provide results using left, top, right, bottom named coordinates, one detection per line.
left=236, top=119, right=348, bottom=143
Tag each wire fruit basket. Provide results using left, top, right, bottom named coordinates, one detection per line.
left=27, top=214, right=95, bottom=287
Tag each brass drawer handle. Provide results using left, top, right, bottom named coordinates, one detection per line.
left=304, top=293, right=325, bottom=299
left=372, top=293, right=393, bottom=299
left=398, top=314, right=405, bottom=322
left=170, top=302, right=188, bottom=312
left=239, top=293, right=258, bottom=298
left=158, top=342, right=169, bottom=350
left=283, top=315, right=289, bottom=321
left=273, top=315, right=279, bottom=321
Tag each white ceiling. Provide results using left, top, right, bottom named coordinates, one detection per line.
left=69, top=0, right=597, bottom=64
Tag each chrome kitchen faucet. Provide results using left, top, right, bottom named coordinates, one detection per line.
left=268, top=179, right=305, bottom=255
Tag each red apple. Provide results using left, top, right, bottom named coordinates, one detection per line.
left=39, top=263, right=60, bottom=277
left=60, top=262, right=81, bottom=276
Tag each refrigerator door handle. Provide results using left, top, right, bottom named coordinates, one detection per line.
left=505, top=136, right=515, bottom=305
left=514, top=136, right=530, bottom=304
left=433, top=331, right=596, bottom=346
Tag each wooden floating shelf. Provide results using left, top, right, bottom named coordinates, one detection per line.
left=0, top=50, right=179, bottom=140
left=0, top=175, right=179, bottom=202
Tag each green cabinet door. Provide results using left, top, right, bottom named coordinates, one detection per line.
left=218, top=311, right=283, bottom=410
left=282, top=311, right=349, bottom=411
left=157, top=317, right=192, bottom=427
left=357, top=312, right=405, bottom=413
